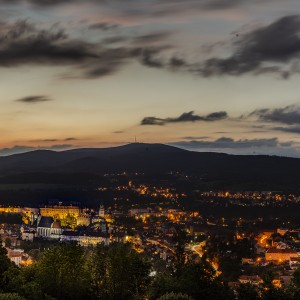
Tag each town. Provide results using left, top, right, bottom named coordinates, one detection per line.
left=2, top=180, right=300, bottom=299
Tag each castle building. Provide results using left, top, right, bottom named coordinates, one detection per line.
left=40, top=206, right=80, bottom=220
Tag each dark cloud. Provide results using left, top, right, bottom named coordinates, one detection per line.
left=250, top=105, right=300, bottom=125
left=102, top=32, right=171, bottom=47
left=30, top=137, right=77, bottom=142
left=0, top=0, right=90, bottom=6
left=197, top=15, right=300, bottom=77
left=182, top=136, right=210, bottom=140
left=140, top=49, right=164, bottom=68
left=6, top=15, right=300, bottom=80
left=0, top=0, right=251, bottom=10
left=0, top=0, right=273, bottom=10
left=133, top=33, right=171, bottom=45
left=37, top=139, right=58, bottom=142
left=146, top=0, right=243, bottom=17
left=83, top=46, right=168, bottom=78
left=88, top=22, right=120, bottom=31
left=170, top=137, right=300, bottom=157
left=169, top=57, right=187, bottom=69
left=141, top=111, right=228, bottom=125
left=171, top=137, right=281, bottom=149
left=15, top=95, right=51, bottom=103
left=102, top=36, right=127, bottom=44
left=273, top=126, right=300, bottom=134
left=0, top=20, right=171, bottom=78
left=0, top=20, right=96, bottom=67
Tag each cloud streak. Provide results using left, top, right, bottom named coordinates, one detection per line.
left=0, top=0, right=272, bottom=10
left=88, top=22, right=120, bottom=31
left=170, top=137, right=300, bottom=157
left=30, top=137, right=78, bottom=142
left=141, top=111, right=228, bottom=125
left=250, top=105, right=300, bottom=125
left=172, top=137, right=281, bottom=149
left=273, top=126, right=300, bottom=134
left=15, top=95, right=51, bottom=103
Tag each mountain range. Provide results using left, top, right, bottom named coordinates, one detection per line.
left=0, top=143, right=298, bottom=190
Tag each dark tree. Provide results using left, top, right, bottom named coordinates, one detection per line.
left=86, top=242, right=151, bottom=300
left=36, top=243, right=88, bottom=300
left=237, top=284, right=259, bottom=300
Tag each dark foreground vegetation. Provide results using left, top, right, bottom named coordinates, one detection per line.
left=1, top=242, right=300, bottom=300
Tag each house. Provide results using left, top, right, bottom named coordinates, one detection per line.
left=60, top=231, right=80, bottom=242
left=277, top=228, right=289, bottom=236
left=21, top=230, right=35, bottom=242
left=242, top=258, right=255, bottom=265
left=128, top=208, right=151, bottom=217
left=289, top=257, right=299, bottom=269
left=239, top=275, right=262, bottom=285
left=78, top=232, right=110, bottom=247
left=6, top=248, right=24, bottom=267
left=77, top=215, right=91, bottom=226
left=60, top=231, right=110, bottom=246
left=111, top=231, right=126, bottom=243
left=280, top=276, right=293, bottom=286
left=265, top=248, right=298, bottom=262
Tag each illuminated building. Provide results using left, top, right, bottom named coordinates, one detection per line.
left=37, top=216, right=62, bottom=239
left=77, top=215, right=91, bottom=226
left=60, top=231, right=110, bottom=246
left=78, top=232, right=110, bottom=247
left=0, top=207, right=22, bottom=213
left=6, top=248, right=24, bottom=267
left=110, top=231, right=126, bottom=243
left=265, top=248, right=298, bottom=262
left=277, top=228, right=289, bottom=236
left=40, top=206, right=80, bottom=220
left=99, top=204, right=105, bottom=218
left=37, top=216, right=53, bottom=238
left=129, top=208, right=151, bottom=217
left=92, top=204, right=106, bottom=223
left=22, top=230, right=35, bottom=242
left=239, top=275, right=262, bottom=285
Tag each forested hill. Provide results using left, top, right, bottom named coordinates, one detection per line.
left=0, top=143, right=298, bottom=190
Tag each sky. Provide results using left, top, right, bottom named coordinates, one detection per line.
left=1, top=0, right=300, bottom=157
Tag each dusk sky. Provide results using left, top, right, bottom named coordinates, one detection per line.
left=1, top=0, right=300, bottom=157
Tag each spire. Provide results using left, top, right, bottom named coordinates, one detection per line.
left=99, top=203, right=105, bottom=218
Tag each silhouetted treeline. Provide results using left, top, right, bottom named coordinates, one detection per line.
left=1, top=242, right=300, bottom=300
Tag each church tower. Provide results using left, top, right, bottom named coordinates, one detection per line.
left=99, top=204, right=105, bottom=218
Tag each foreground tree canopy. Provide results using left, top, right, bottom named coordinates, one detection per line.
left=0, top=242, right=300, bottom=300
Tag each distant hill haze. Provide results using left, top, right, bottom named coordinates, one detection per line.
left=0, top=143, right=298, bottom=190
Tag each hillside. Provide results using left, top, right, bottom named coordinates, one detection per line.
left=0, top=143, right=298, bottom=190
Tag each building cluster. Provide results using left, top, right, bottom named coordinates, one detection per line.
left=19, top=204, right=129, bottom=247
left=199, top=191, right=300, bottom=205
left=226, top=228, right=300, bottom=292
left=1, top=186, right=300, bottom=297
left=0, top=226, right=32, bottom=267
